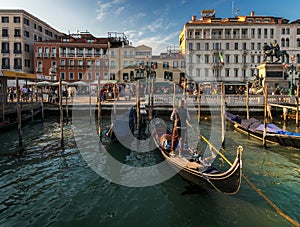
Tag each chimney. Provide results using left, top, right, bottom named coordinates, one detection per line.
left=250, top=11, right=255, bottom=16
left=192, top=16, right=197, bottom=21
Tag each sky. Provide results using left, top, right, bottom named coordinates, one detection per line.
left=1, top=0, right=300, bottom=54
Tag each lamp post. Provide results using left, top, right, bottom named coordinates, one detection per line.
left=282, top=54, right=300, bottom=96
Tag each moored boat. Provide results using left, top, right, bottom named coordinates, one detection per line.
left=151, top=121, right=243, bottom=194
left=225, top=111, right=300, bottom=148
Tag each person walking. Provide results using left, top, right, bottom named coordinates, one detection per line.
left=170, top=99, right=190, bottom=157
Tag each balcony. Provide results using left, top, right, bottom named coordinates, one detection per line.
left=49, top=66, right=57, bottom=73
left=35, top=52, right=42, bottom=58
left=1, top=49, right=9, bottom=54
left=43, top=53, right=49, bottom=58
left=36, top=67, right=42, bottom=72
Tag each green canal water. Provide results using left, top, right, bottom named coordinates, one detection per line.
left=0, top=115, right=299, bottom=227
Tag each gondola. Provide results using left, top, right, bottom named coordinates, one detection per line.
left=151, top=121, right=243, bottom=194
left=225, top=111, right=300, bottom=148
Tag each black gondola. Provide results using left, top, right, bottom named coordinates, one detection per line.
left=225, top=111, right=300, bottom=148
left=151, top=122, right=243, bottom=194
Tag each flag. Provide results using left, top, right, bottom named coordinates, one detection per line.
left=219, top=51, right=224, bottom=65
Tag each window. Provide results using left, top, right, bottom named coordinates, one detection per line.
left=196, top=43, right=200, bottom=50
left=2, top=28, right=8, bottom=37
left=234, top=69, right=239, bottom=77
left=14, top=17, right=20, bottom=23
left=25, top=44, right=30, bottom=52
left=87, top=60, right=91, bottom=68
left=24, top=30, right=29, bottom=38
left=226, top=43, right=230, bottom=50
left=110, top=50, right=115, bottom=57
left=205, top=43, right=209, bottom=50
left=78, top=59, right=83, bottom=66
left=234, top=43, right=238, bottom=50
left=14, top=43, right=22, bottom=54
left=60, top=72, right=65, bottom=80
left=282, top=28, right=285, bottom=35
left=251, top=43, right=255, bottom=50
left=23, top=18, right=29, bottom=26
left=14, top=29, right=21, bottom=37
left=69, top=72, right=74, bottom=80
left=14, top=58, right=22, bottom=69
left=1, top=17, right=9, bottom=23
left=242, top=43, right=247, bottom=50
left=2, top=58, right=10, bottom=69
left=78, top=72, right=83, bottom=80
left=181, top=61, right=185, bottom=68
left=173, top=61, right=178, bottom=68
left=38, top=26, right=42, bottom=32
left=163, top=62, right=169, bottom=68
left=234, top=55, right=239, bottom=64
left=1, top=42, right=9, bottom=53
left=69, top=59, right=74, bottom=66
left=251, top=28, right=255, bottom=38
left=257, top=43, right=261, bottom=50
left=188, top=43, right=193, bottom=50
left=123, top=50, right=127, bottom=57
left=204, top=55, right=209, bottom=64
left=24, top=59, right=30, bottom=67
left=123, top=61, right=128, bottom=67
left=225, top=55, right=230, bottom=64
left=225, top=69, right=230, bottom=77
left=87, top=72, right=92, bottom=80
left=258, top=29, right=261, bottom=38
left=60, top=59, right=65, bottom=66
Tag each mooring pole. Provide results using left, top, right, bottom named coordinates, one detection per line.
left=16, top=78, right=23, bottom=147
left=221, top=83, right=225, bottom=148
left=197, top=83, right=201, bottom=123
left=263, top=84, right=268, bottom=148
left=97, top=76, right=101, bottom=137
left=65, top=84, right=69, bottom=123
left=296, top=85, right=299, bottom=127
left=59, top=75, right=64, bottom=146
left=246, top=82, right=249, bottom=120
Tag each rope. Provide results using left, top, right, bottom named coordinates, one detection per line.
left=187, top=121, right=300, bottom=227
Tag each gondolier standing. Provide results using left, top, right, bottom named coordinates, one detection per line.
left=170, top=99, right=190, bottom=157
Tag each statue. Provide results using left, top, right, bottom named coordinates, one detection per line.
left=250, top=74, right=263, bottom=94
left=262, top=40, right=288, bottom=63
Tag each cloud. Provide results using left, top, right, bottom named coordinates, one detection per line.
left=96, top=0, right=125, bottom=21
left=133, top=31, right=179, bottom=54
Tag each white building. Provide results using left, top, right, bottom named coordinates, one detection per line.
left=179, top=10, right=300, bottom=83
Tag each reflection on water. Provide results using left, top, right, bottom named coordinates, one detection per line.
left=0, top=116, right=299, bottom=226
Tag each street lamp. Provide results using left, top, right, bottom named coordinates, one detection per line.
left=282, top=54, right=300, bottom=96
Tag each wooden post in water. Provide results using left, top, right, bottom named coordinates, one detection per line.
left=89, top=81, right=92, bottom=120
left=246, top=83, right=249, bottom=120
left=136, top=79, right=140, bottom=139
left=148, top=78, right=153, bottom=121
left=221, top=83, right=225, bottom=148
left=97, top=76, right=101, bottom=137
left=30, top=83, right=34, bottom=121
left=197, top=83, right=201, bottom=123
left=263, top=84, right=268, bottom=148
left=59, top=76, right=64, bottom=146
left=65, top=84, right=69, bottom=123
left=16, top=78, right=23, bottom=147
left=41, top=85, right=44, bottom=120
left=296, top=85, right=299, bottom=127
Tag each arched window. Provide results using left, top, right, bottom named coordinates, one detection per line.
left=297, top=38, right=300, bottom=47
left=285, top=38, right=290, bottom=47
left=281, top=38, right=285, bottom=47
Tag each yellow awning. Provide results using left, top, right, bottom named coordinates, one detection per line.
left=1, top=70, right=36, bottom=79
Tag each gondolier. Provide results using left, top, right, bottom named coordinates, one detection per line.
left=170, top=99, right=190, bottom=157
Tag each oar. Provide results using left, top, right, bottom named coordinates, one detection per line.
left=187, top=121, right=300, bottom=227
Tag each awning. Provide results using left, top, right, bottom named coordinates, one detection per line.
left=1, top=70, right=36, bottom=79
